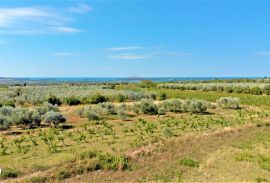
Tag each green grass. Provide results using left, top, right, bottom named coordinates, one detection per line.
left=179, top=158, right=200, bottom=167
left=131, top=87, right=270, bottom=106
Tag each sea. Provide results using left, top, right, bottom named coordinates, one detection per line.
left=0, top=77, right=262, bottom=85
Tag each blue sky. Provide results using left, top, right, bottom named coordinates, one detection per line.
left=0, top=0, right=270, bottom=77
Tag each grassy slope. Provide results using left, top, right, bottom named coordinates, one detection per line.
left=65, top=125, right=270, bottom=182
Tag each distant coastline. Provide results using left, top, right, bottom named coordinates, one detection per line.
left=0, top=77, right=264, bottom=85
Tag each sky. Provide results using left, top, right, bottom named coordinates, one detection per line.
left=1, top=0, right=270, bottom=77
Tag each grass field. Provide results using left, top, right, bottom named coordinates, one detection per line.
left=0, top=83, right=269, bottom=182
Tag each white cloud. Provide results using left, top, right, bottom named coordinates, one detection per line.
left=53, top=52, right=76, bottom=57
left=254, top=51, right=270, bottom=56
left=107, top=46, right=143, bottom=51
left=52, top=26, right=81, bottom=33
left=0, top=7, right=82, bottom=35
left=68, top=4, right=92, bottom=14
left=109, top=53, right=149, bottom=60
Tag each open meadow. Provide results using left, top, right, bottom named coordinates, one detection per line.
left=0, top=79, right=269, bottom=182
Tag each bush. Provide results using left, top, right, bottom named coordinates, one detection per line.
left=0, top=116, right=12, bottom=130
left=2, top=100, right=15, bottom=108
left=47, top=95, right=62, bottom=105
left=65, top=96, right=81, bottom=105
left=263, top=85, right=270, bottom=95
left=0, top=168, right=19, bottom=179
left=29, top=110, right=42, bottom=126
left=117, top=94, right=125, bottom=102
left=87, top=111, right=101, bottom=121
left=136, top=99, right=158, bottom=115
left=225, top=86, right=233, bottom=93
left=180, top=158, right=200, bottom=168
left=158, top=107, right=166, bottom=115
left=43, top=111, right=66, bottom=126
left=159, top=92, right=167, bottom=100
left=57, top=170, right=72, bottom=180
left=117, top=108, right=128, bottom=120
left=37, top=102, right=59, bottom=115
left=251, top=86, right=262, bottom=95
left=11, top=109, right=32, bottom=126
left=160, top=99, right=183, bottom=113
left=0, top=107, right=14, bottom=116
left=217, top=97, right=240, bottom=109
left=163, top=128, right=174, bottom=137
left=187, top=100, right=208, bottom=113
left=90, top=94, right=107, bottom=104
left=139, top=80, right=155, bottom=88
left=99, top=102, right=116, bottom=115
left=79, top=150, right=130, bottom=171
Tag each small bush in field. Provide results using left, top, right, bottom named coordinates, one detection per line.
left=187, top=100, right=208, bottom=113
left=163, top=128, right=174, bottom=137
left=47, top=95, right=62, bottom=105
left=65, top=96, right=81, bottom=105
left=180, top=158, right=200, bottom=168
left=137, top=99, right=158, bottom=115
left=159, top=92, right=167, bottom=100
left=11, top=109, right=32, bottom=126
left=87, top=111, right=101, bottom=121
left=90, top=94, right=107, bottom=104
left=37, top=102, right=59, bottom=115
left=29, top=110, right=42, bottom=126
left=158, top=107, right=166, bottom=115
left=0, top=107, right=14, bottom=116
left=0, top=116, right=12, bottom=130
left=250, top=86, right=262, bottom=95
left=43, top=111, right=66, bottom=126
left=217, top=97, right=240, bottom=109
left=99, top=102, right=116, bottom=115
left=117, top=108, right=128, bottom=120
left=0, top=168, right=19, bottom=179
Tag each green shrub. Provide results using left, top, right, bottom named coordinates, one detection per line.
left=11, top=109, right=32, bottom=126
left=117, top=108, right=128, bottom=120
left=225, top=86, right=233, bottom=93
left=57, top=170, right=72, bottom=180
left=99, top=102, right=116, bottom=115
left=87, top=111, right=101, bottom=121
left=43, top=111, right=66, bottom=126
left=251, top=86, right=262, bottom=95
left=158, top=107, right=166, bottom=115
left=187, top=100, right=208, bottom=113
left=47, top=95, right=62, bottom=106
left=90, top=94, right=107, bottom=104
left=37, top=102, right=59, bottom=115
left=27, top=176, right=48, bottom=183
left=29, top=110, right=42, bottom=126
left=0, top=168, right=19, bottom=179
left=0, top=107, right=14, bottom=116
left=136, top=99, right=158, bottom=115
left=79, top=150, right=130, bottom=171
left=163, top=128, right=174, bottom=137
left=159, top=92, right=167, bottom=100
left=217, top=97, right=240, bottom=109
left=0, top=116, right=12, bottom=130
left=117, top=94, right=125, bottom=102
left=65, top=96, right=81, bottom=105
left=180, top=158, right=200, bottom=168
left=263, top=85, right=270, bottom=95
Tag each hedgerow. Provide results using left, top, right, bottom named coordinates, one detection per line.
left=217, top=97, right=240, bottom=109
left=158, top=83, right=270, bottom=95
